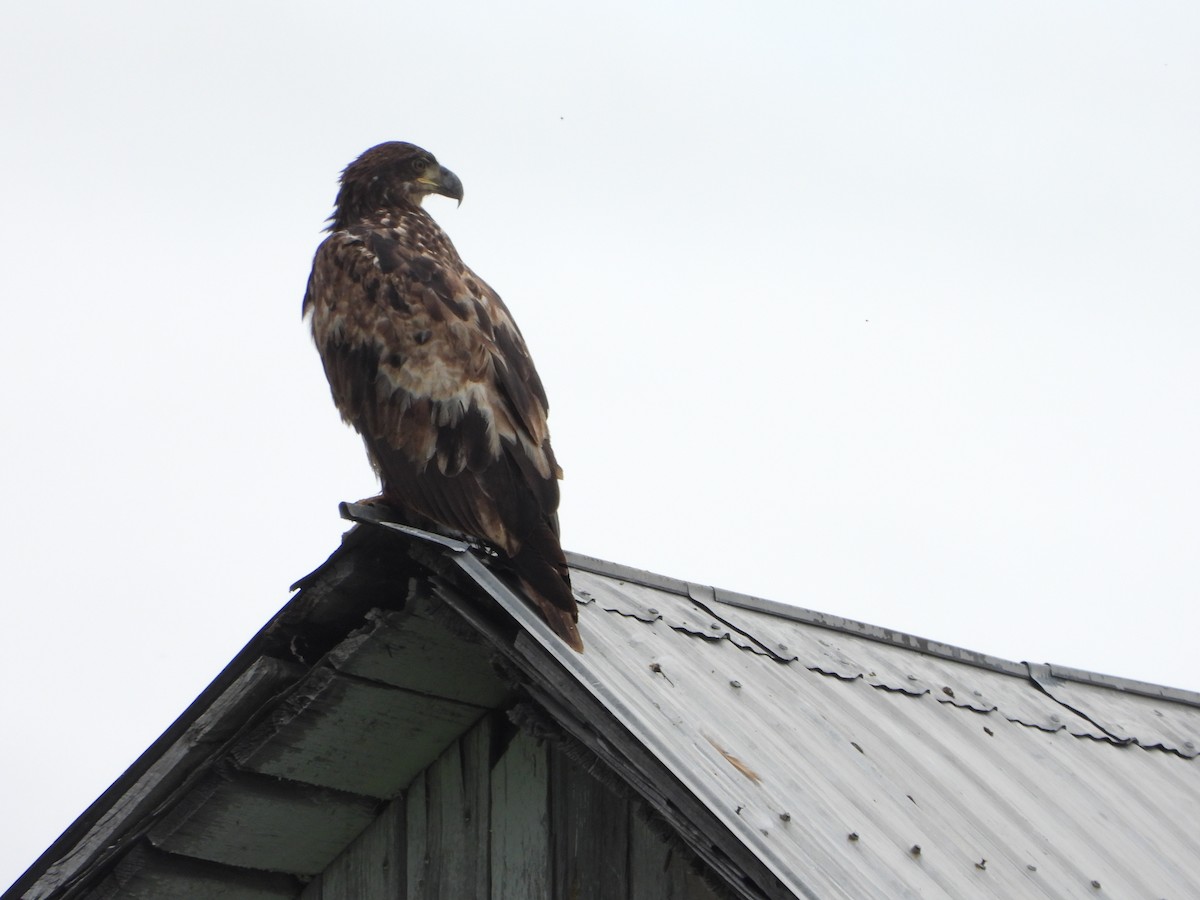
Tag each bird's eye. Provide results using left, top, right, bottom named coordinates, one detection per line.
left=411, top=157, right=430, bottom=174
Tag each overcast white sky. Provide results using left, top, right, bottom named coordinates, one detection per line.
left=3, top=0, right=1199, bottom=889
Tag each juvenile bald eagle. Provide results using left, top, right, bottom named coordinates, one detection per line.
left=303, top=142, right=582, bottom=651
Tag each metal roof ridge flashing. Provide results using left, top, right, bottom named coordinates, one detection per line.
left=1042, top=662, right=1200, bottom=710
left=339, top=501, right=473, bottom=552
left=563, top=549, right=691, bottom=596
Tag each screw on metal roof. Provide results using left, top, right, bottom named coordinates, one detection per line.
left=648, top=662, right=674, bottom=686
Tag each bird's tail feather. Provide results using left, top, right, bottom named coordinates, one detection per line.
left=517, top=578, right=584, bottom=653
left=511, top=543, right=584, bottom=653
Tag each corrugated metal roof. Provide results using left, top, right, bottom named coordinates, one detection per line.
left=441, top=542, right=1200, bottom=899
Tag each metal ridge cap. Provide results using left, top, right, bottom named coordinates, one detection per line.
left=1044, top=662, right=1200, bottom=709
left=563, top=550, right=692, bottom=596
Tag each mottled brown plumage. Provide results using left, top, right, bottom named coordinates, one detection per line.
left=304, top=142, right=581, bottom=651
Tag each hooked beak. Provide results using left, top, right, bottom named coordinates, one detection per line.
left=420, top=165, right=464, bottom=206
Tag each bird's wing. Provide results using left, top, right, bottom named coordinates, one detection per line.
left=304, top=225, right=562, bottom=556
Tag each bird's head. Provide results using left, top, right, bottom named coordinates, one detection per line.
left=329, top=141, right=464, bottom=229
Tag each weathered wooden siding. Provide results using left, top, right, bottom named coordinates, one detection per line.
left=409, top=719, right=492, bottom=898
left=628, top=812, right=728, bottom=900
left=490, top=725, right=552, bottom=899
left=300, top=802, right=405, bottom=900
left=551, top=744, right=629, bottom=899
left=301, top=712, right=727, bottom=900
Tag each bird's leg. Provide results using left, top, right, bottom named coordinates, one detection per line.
left=353, top=493, right=389, bottom=507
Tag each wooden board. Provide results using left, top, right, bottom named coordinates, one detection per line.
left=629, top=810, right=731, bottom=900
left=147, top=768, right=378, bottom=875
left=404, top=766, right=428, bottom=899
left=307, top=798, right=406, bottom=900
left=327, top=609, right=512, bottom=708
left=231, top=666, right=487, bottom=798
left=551, top=744, right=630, bottom=900
left=403, top=716, right=492, bottom=898
left=88, top=845, right=300, bottom=900
left=490, top=729, right=550, bottom=899
left=628, top=810, right=679, bottom=900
